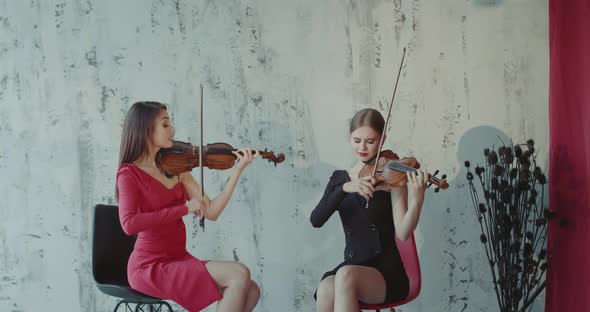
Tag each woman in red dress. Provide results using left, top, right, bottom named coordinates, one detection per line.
left=115, top=101, right=260, bottom=312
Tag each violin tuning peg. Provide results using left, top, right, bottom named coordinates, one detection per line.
left=441, top=174, right=447, bottom=179
left=433, top=170, right=439, bottom=177
left=427, top=182, right=433, bottom=188
left=434, top=187, right=440, bottom=193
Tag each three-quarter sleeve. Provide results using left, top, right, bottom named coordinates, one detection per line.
left=117, top=170, right=188, bottom=235
left=310, top=171, right=348, bottom=228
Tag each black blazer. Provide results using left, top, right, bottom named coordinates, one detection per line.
left=310, top=170, right=389, bottom=264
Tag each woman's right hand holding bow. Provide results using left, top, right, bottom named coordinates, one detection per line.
left=343, top=176, right=377, bottom=200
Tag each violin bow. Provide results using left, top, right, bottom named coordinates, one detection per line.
left=365, top=47, right=406, bottom=209
left=199, top=84, right=206, bottom=230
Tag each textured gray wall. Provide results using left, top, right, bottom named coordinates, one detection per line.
left=0, top=0, right=548, bottom=311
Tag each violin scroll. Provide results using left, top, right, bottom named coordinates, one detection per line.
left=258, top=148, right=286, bottom=166
left=427, top=169, right=449, bottom=192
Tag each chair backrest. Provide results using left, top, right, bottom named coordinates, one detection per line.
left=92, top=204, right=136, bottom=286
left=394, top=233, right=421, bottom=301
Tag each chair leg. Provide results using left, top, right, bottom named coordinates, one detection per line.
left=134, top=303, right=154, bottom=312
left=153, top=301, right=173, bottom=312
left=161, top=301, right=173, bottom=312
left=113, top=300, right=134, bottom=312
left=134, top=301, right=173, bottom=312
left=113, top=301, right=124, bottom=312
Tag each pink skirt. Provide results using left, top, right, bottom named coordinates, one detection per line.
left=128, top=252, right=222, bottom=312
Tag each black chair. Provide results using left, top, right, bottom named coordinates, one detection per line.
left=92, top=204, right=174, bottom=312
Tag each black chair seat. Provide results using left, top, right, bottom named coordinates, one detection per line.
left=96, top=283, right=162, bottom=304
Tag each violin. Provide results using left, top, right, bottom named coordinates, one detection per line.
left=359, top=150, right=449, bottom=192
left=156, top=140, right=285, bottom=175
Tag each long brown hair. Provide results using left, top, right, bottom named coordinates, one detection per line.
left=116, top=101, right=167, bottom=200
left=349, top=108, right=385, bottom=134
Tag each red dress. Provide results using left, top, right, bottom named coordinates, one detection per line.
left=117, top=163, right=222, bottom=311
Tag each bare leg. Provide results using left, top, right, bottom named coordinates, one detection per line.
left=316, top=275, right=335, bottom=312
left=244, top=280, right=260, bottom=312
left=206, top=261, right=251, bottom=312
left=333, top=265, right=386, bottom=312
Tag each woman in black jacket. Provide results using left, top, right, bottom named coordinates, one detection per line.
left=310, top=108, right=428, bottom=312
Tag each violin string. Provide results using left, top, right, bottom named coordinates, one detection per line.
left=386, top=162, right=415, bottom=172
left=206, top=147, right=270, bottom=157
left=386, top=162, right=441, bottom=184
left=206, top=147, right=233, bottom=154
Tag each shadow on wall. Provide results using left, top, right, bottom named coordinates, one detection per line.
left=457, top=125, right=511, bottom=168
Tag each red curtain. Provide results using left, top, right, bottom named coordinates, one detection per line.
left=546, top=0, right=590, bottom=310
